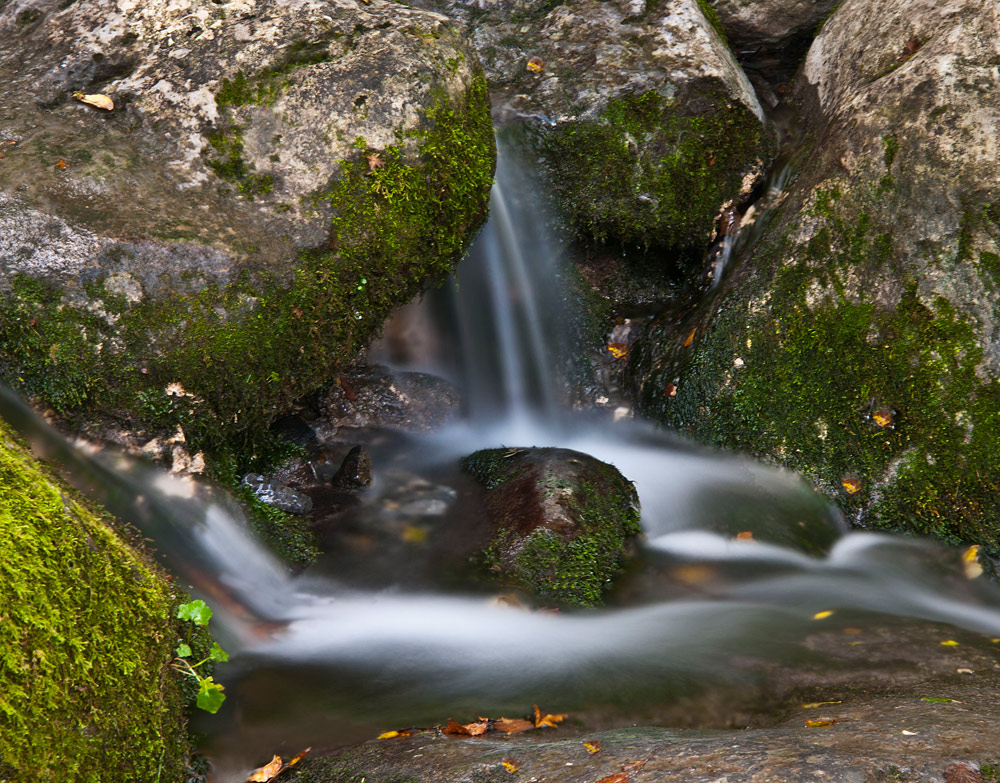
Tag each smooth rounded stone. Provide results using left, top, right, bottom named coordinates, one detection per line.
left=242, top=472, right=313, bottom=515
left=630, top=0, right=1000, bottom=553
left=0, top=0, right=493, bottom=440
left=462, top=446, right=641, bottom=607
left=316, top=366, right=461, bottom=435
left=331, top=444, right=374, bottom=490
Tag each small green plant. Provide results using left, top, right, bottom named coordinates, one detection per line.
left=172, top=600, right=229, bottom=714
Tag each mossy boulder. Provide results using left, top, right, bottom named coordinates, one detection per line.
left=462, top=446, right=641, bottom=607
left=0, top=417, right=191, bottom=781
left=0, top=0, right=494, bottom=453
left=629, top=0, right=1000, bottom=553
left=411, top=0, right=774, bottom=253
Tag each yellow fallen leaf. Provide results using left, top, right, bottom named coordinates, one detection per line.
left=72, top=91, right=114, bottom=110
left=607, top=343, right=630, bottom=359
left=401, top=525, right=428, bottom=543
left=526, top=56, right=545, bottom=73
left=812, top=610, right=835, bottom=620
left=802, top=700, right=842, bottom=709
left=940, top=640, right=960, bottom=647
left=583, top=740, right=602, bottom=754
left=246, top=755, right=282, bottom=783
left=501, top=759, right=520, bottom=773
left=962, top=545, right=983, bottom=580
left=533, top=704, right=567, bottom=728
left=871, top=408, right=894, bottom=427
left=805, top=718, right=836, bottom=728
left=683, top=327, right=697, bottom=347
left=287, top=747, right=311, bottom=766
left=841, top=477, right=862, bottom=494
left=378, top=730, right=411, bottom=739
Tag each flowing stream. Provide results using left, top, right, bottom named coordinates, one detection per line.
left=6, top=138, right=1000, bottom=780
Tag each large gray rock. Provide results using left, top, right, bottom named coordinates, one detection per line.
left=0, top=0, right=494, bottom=446
left=631, top=0, right=1000, bottom=553
left=707, top=0, right=839, bottom=57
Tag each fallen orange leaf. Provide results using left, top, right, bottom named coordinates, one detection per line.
left=683, top=327, right=696, bottom=347
left=444, top=718, right=490, bottom=736
left=288, top=747, right=311, bottom=767
left=622, top=759, right=649, bottom=773
left=246, top=755, right=283, bottom=783
left=377, top=730, right=411, bottom=740
left=595, top=774, right=630, bottom=783
left=735, top=530, right=754, bottom=541
left=583, top=740, right=602, bottom=754
left=841, top=477, right=862, bottom=494
left=607, top=343, right=630, bottom=359
left=496, top=717, right=535, bottom=734
left=55, top=159, right=68, bottom=170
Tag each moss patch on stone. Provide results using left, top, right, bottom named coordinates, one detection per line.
left=635, top=179, right=1000, bottom=554
left=539, top=86, right=772, bottom=251
left=0, top=76, right=494, bottom=519
left=0, top=419, right=191, bottom=781
left=463, top=447, right=641, bottom=607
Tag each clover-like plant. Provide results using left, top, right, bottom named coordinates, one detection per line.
left=173, top=599, right=229, bottom=713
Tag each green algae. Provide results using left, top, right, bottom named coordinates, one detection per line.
left=540, top=87, right=772, bottom=252
left=0, top=419, right=191, bottom=782
left=464, top=448, right=641, bottom=607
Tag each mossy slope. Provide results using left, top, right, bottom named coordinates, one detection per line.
left=0, top=418, right=189, bottom=782
left=463, top=447, right=641, bottom=606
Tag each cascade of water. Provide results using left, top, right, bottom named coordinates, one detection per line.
left=372, top=134, right=572, bottom=425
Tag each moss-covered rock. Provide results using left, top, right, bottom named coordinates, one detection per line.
left=629, top=0, right=1000, bottom=553
left=0, top=0, right=495, bottom=458
left=408, top=0, right=773, bottom=254
left=462, top=447, right=641, bottom=607
left=0, top=418, right=191, bottom=781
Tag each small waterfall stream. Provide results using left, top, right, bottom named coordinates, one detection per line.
left=5, top=138, right=1000, bottom=780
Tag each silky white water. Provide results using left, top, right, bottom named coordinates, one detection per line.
left=4, top=139, right=1000, bottom=780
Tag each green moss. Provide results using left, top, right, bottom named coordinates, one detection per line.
left=467, top=448, right=641, bottom=607
left=204, top=125, right=273, bottom=200
left=0, top=76, right=494, bottom=553
left=694, top=0, right=729, bottom=45
left=979, top=251, right=1000, bottom=285
left=0, top=419, right=191, bottom=781
left=541, top=87, right=772, bottom=250
left=638, top=184, right=1000, bottom=554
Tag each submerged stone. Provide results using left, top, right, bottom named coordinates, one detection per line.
left=242, top=472, right=314, bottom=515
left=0, top=0, right=494, bottom=451
left=462, top=446, right=641, bottom=607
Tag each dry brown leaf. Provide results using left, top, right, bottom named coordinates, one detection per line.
left=533, top=704, right=567, bottom=728
left=246, top=755, right=283, bottom=783
left=622, top=759, right=649, bottom=774
left=735, top=530, right=754, bottom=541
left=663, top=383, right=678, bottom=398
left=496, top=717, right=535, bottom=734
left=366, top=152, right=384, bottom=171
left=682, top=327, right=697, bottom=347
left=287, top=747, right=311, bottom=767
left=73, top=91, right=114, bottom=110
left=594, top=774, right=630, bottom=783
left=526, top=56, right=545, bottom=73
left=444, top=718, right=490, bottom=736
left=944, top=762, right=984, bottom=783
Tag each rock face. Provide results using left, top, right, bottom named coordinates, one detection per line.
left=462, top=447, right=641, bottom=606
left=0, top=0, right=494, bottom=448
left=415, top=0, right=774, bottom=253
left=631, top=0, right=1000, bottom=553
left=0, top=417, right=190, bottom=781
left=707, top=0, right=839, bottom=69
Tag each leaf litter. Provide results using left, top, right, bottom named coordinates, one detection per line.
left=378, top=705, right=566, bottom=741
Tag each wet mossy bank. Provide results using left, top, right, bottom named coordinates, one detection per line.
left=0, top=418, right=192, bottom=782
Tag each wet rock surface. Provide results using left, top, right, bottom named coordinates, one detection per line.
left=630, top=0, right=1000, bottom=555
left=462, top=447, right=641, bottom=606
left=282, top=622, right=1000, bottom=783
